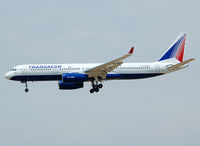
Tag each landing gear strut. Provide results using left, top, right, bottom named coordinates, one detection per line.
left=89, top=80, right=103, bottom=94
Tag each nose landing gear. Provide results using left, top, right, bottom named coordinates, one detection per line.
left=21, top=81, right=29, bottom=92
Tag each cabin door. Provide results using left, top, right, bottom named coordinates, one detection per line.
left=155, top=64, right=160, bottom=72
left=22, top=67, right=27, bottom=75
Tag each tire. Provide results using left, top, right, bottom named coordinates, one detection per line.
left=98, top=84, right=103, bottom=88
left=90, top=89, right=94, bottom=93
left=25, top=88, right=29, bottom=92
left=95, top=88, right=99, bottom=92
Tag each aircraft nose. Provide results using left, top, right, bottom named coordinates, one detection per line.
left=4, top=72, right=11, bottom=80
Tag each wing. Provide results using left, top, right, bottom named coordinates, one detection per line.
left=85, top=47, right=134, bottom=80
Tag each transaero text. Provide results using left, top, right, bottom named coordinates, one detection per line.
left=29, top=65, right=62, bottom=69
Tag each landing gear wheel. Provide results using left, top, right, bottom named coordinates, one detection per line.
left=25, top=88, right=29, bottom=92
left=90, top=89, right=94, bottom=93
left=94, top=88, right=99, bottom=92
left=98, top=84, right=103, bottom=88
left=90, top=79, right=103, bottom=93
left=93, top=85, right=98, bottom=89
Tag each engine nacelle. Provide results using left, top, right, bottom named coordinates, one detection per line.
left=62, top=73, right=89, bottom=83
left=58, top=81, right=84, bottom=90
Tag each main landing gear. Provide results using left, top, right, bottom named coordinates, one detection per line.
left=21, top=81, right=29, bottom=92
left=90, top=81, right=103, bottom=94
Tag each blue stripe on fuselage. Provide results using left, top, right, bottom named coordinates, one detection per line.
left=10, top=73, right=163, bottom=81
left=10, top=75, right=62, bottom=81
left=106, top=73, right=163, bottom=79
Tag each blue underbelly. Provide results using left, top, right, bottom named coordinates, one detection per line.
left=10, top=73, right=163, bottom=81
left=106, top=73, right=163, bottom=79
left=11, top=75, right=62, bottom=81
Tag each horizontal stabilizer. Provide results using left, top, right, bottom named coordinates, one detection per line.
left=167, top=58, right=194, bottom=71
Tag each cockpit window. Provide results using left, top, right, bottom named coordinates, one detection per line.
left=10, top=68, right=17, bottom=71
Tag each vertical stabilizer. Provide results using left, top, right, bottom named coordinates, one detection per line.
left=159, top=33, right=186, bottom=62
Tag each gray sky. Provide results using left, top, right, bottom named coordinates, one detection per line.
left=0, top=0, right=199, bottom=146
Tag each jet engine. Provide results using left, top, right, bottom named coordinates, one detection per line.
left=58, top=81, right=84, bottom=90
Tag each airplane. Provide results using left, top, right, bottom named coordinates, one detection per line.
left=4, top=33, right=194, bottom=93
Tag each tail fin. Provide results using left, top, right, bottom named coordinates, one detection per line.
left=158, top=33, right=186, bottom=62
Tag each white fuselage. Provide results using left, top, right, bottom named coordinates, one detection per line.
left=5, top=62, right=171, bottom=81
left=4, top=33, right=191, bottom=93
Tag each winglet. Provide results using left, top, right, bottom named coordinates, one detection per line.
left=129, top=47, right=134, bottom=54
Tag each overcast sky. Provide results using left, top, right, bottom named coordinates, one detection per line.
left=0, top=0, right=199, bottom=146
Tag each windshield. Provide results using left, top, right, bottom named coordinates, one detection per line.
left=10, top=68, right=17, bottom=71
